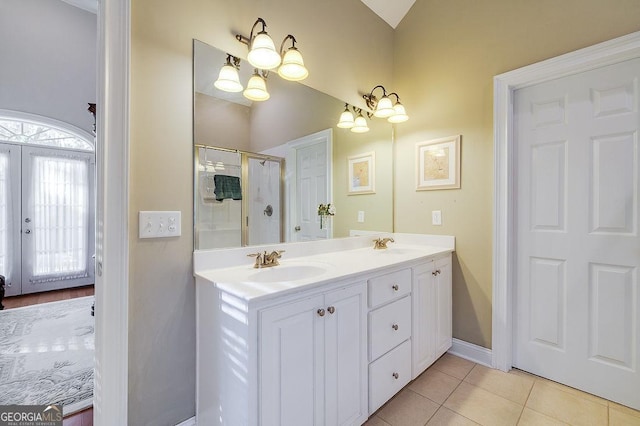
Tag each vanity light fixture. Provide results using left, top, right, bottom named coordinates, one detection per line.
left=350, top=109, right=370, bottom=133
left=278, top=35, right=309, bottom=81
left=387, top=93, right=409, bottom=123
left=337, top=103, right=355, bottom=128
left=214, top=54, right=243, bottom=93
left=236, top=18, right=281, bottom=70
left=236, top=18, right=308, bottom=82
left=243, top=69, right=270, bottom=101
left=363, top=85, right=409, bottom=123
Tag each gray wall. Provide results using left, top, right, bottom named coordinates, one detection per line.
left=0, top=0, right=96, bottom=134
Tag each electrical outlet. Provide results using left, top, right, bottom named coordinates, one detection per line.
left=432, top=210, right=442, bottom=226
left=139, top=211, right=181, bottom=238
left=357, top=211, right=365, bottom=223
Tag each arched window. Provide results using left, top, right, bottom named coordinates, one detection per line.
left=0, top=111, right=94, bottom=151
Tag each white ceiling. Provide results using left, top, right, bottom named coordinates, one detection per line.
left=60, top=0, right=97, bottom=14
left=360, top=0, right=416, bottom=29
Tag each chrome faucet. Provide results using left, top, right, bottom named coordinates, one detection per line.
left=248, top=250, right=285, bottom=268
left=373, top=237, right=395, bottom=250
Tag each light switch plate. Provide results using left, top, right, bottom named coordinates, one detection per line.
left=432, top=210, right=442, bottom=226
left=139, top=211, right=181, bottom=238
left=357, top=211, right=365, bottom=223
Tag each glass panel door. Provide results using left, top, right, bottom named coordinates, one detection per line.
left=21, top=146, right=95, bottom=293
left=0, top=143, right=21, bottom=296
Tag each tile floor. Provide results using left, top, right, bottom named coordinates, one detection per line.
left=366, top=354, right=640, bottom=426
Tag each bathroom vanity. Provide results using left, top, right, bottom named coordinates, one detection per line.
left=194, top=233, right=454, bottom=425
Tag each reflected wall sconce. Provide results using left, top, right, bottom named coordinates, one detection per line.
left=337, top=103, right=372, bottom=133
left=243, top=69, right=270, bottom=101
left=214, top=54, right=243, bottom=93
left=363, top=85, right=409, bottom=123
left=235, top=18, right=309, bottom=81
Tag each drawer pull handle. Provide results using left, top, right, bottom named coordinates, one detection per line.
left=327, top=306, right=335, bottom=314
left=392, top=284, right=399, bottom=291
left=392, top=324, right=399, bottom=331
left=392, top=372, right=399, bottom=379
left=317, top=309, right=325, bottom=317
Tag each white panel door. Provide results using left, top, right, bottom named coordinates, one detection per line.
left=295, top=141, right=330, bottom=241
left=515, top=58, right=640, bottom=409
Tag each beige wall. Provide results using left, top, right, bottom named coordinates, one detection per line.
left=130, top=0, right=393, bottom=424
left=194, top=93, right=251, bottom=150
left=393, top=0, right=640, bottom=349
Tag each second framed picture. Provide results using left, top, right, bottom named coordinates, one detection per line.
left=348, top=151, right=375, bottom=195
left=416, top=135, right=461, bottom=191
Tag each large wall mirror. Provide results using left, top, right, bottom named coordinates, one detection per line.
left=193, top=39, right=393, bottom=250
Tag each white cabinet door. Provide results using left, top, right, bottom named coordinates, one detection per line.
left=260, top=282, right=367, bottom=426
left=324, top=284, right=367, bottom=426
left=260, top=294, right=325, bottom=426
left=434, top=256, right=453, bottom=357
left=412, top=255, right=453, bottom=378
left=412, top=261, right=437, bottom=377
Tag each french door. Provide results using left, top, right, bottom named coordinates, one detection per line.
left=0, top=142, right=95, bottom=296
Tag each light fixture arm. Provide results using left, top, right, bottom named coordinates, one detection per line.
left=363, top=85, right=389, bottom=110
left=226, top=54, right=241, bottom=69
left=388, top=92, right=401, bottom=103
left=279, top=34, right=297, bottom=54
left=235, top=17, right=268, bottom=47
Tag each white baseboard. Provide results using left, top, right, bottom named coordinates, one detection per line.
left=175, top=417, right=196, bottom=426
left=448, top=338, right=492, bottom=367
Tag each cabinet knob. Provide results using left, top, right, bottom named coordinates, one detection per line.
left=327, top=306, right=335, bottom=314
left=392, top=324, right=399, bottom=331
left=432, top=270, right=438, bottom=276
left=436, top=269, right=441, bottom=275
left=392, top=284, right=399, bottom=291
left=392, top=372, right=399, bottom=379
left=317, top=308, right=325, bottom=317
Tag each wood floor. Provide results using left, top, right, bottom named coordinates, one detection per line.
left=2, top=285, right=95, bottom=423
left=2, top=285, right=94, bottom=309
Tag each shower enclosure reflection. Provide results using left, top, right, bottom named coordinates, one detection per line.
left=195, top=145, right=283, bottom=249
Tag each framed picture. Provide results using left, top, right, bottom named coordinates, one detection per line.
left=348, top=151, right=375, bottom=195
left=416, top=135, right=461, bottom=190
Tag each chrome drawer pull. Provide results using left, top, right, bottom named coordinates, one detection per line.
left=392, top=372, right=399, bottom=379
left=392, top=284, right=399, bottom=291
left=327, top=306, right=335, bottom=314
left=317, top=309, right=325, bottom=317
left=392, top=324, right=399, bottom=331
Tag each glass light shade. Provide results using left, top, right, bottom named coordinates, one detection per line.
left=350, top=115, right=370, bottom=133
left=243, top=73, right=270, bottom=101
left=337, top=109, right=355, bottom=128
left=248, top=32, right=281, bottom=70
left=214, top=64, right=243, bottom=93
left=373, top=96, right=395, bottom=118
left=387, top=102, right=409, bottom=123
left=278, top=48, right=309, bottom=81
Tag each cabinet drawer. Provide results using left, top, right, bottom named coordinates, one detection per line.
left=369, top=339, right=412, bottom=414
left=369, top=296, right=411, bottom=361
left=368, top=268, right=411, bottom=308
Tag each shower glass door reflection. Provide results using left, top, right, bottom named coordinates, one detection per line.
left=195, top=146, right=283, bottom=249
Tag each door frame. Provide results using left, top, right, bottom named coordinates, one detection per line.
left=285, top=128, right=333, bottom=242
left=95, top=0, right=130, bottom=424
left=492, top=30, right=640, bottom=371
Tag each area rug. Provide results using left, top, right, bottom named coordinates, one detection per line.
left=0, top=296, right=94, bottom=415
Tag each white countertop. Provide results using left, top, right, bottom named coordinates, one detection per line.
left=194, top=234, right=454, bottom=302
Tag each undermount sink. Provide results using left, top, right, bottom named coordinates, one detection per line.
left=247, top=264, right=328, bottom=283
